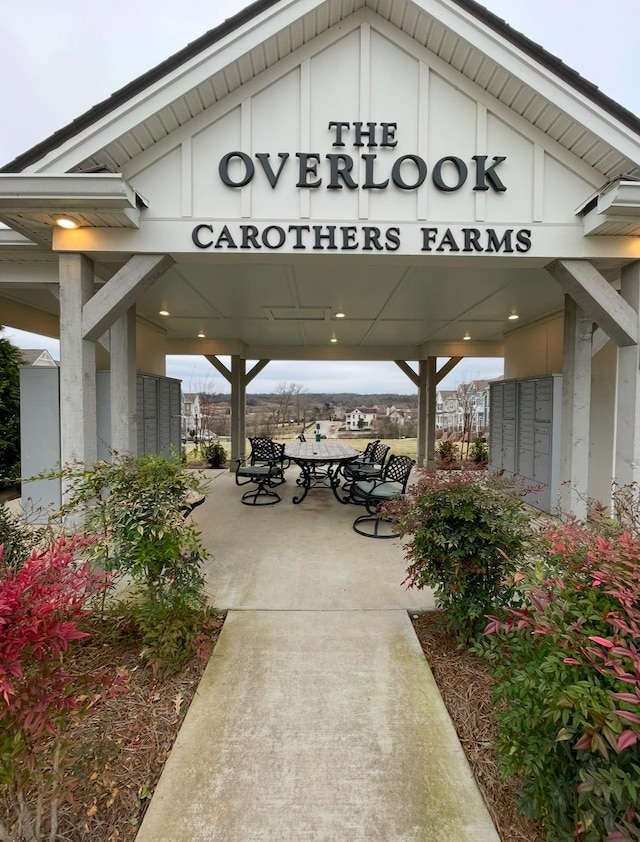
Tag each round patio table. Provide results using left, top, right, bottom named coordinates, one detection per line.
left=284, top=442, right=359, bottom=504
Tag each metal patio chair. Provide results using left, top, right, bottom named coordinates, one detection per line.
left=234, top=437, right=287, bottom=505
left=341, top=440, right=390, bottom=492
left=347, top=454, right=415, bottom=538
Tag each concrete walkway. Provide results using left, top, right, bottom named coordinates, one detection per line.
left=136, top=469, right=500, bottom=841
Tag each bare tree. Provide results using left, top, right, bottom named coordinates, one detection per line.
left=456, top=380, right=478, bottom=458
left=275, top=382, right=305, bottom=427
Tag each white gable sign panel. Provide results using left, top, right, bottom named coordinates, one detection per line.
left=85, top=10, right=607, bottom=259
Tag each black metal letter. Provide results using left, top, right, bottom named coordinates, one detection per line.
left=192, top=224, right=214, bottom=249
left=328, top=121, right=350, bottom=147
left=380, top=123, right=398, bottom=147
left=486, top=229, right=514, bottom=253
left=255, top=152, right=290, bottom=188
left=391, top=155, right=427, bottom=190
left=219, top=152, right=254, bottom=187
left=261, top=226, right=286, bottom=249
left=432, top=157, right=467, bottom=192
left=326, top=155, right=358, bottom=190
left=362, top=154, right=389, bottom=189
left=473, top=155, right=507, bottom=192
left=296, top=153, right=322, bottom=188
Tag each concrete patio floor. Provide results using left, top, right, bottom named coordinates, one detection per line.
left=135, top=467, right=500, bottom=841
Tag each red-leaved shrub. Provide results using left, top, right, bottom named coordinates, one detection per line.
left=484, top=525, right=640, bottom=841
left=0, top=537, right=119, bottom=840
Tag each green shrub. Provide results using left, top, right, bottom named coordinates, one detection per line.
left=386, top=468, right=532, bottom=642
left=56, top=452, right=207, bottom=590
left=469, top=437, right=488, bottom=465
left=435, top=438, right=457, bottom=468
left=51, top=453, right=210, bottom=672
left=128, top=600, right=220, bottom=678
left=482, top=522, right=640, bottom=840
left=202, top=440, right=227, bottom=468
left=0, top=329, right=22, bottom=488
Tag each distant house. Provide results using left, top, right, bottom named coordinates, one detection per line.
left=181, top=392, right=202, bottom=437
left=436, top=390, right=459, bottom=430
left=436, top=381, right=492, bottom=433
left=385, top=405, right=415, bottom=427
left=344, top=406, right=377, bottom=430
left=20, top=348, right=58, bottom=367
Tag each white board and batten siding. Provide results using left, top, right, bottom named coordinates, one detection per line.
left=120, top=14, right=601, bottom=260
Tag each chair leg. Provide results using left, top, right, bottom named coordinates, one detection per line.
left=352, top=513, right=397, bottom=538
left=240, top=477, right=281, bottom=506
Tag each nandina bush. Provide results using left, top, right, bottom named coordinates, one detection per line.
left=386, top=468, right=532, bottom=642
left=55, top=453, right=207, bottom=592
left=0, top=537, right=119, bottom=841
left=483, top=525, right=640, bottom=841
left=52, top=453, right=210, bottom=675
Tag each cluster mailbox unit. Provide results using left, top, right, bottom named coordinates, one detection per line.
left=489, top=375, right=563, bottom=513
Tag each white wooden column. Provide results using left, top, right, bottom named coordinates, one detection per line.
left=110, top=307, right=137, bottom=454
left=615, top=262, right=640, bottom=486
left=426, top=358, right=437, bottom=467
left=59, top=253, right=97, bottom=467
left=416, top=360, right=428, bottom=467
left=230, top=355, right=247, bottom=466
left=559, top=295, right=593, bottom=518
left=205, top=355, right=269, bottom=468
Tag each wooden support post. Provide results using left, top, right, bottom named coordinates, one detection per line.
left=559, top=295, right=593, bottom=518
left=59, top=253, right=97, bottom=469
left=426, top=358, right=437, bottom=467
left=110, top=307, right=137, bottom=455
left=230, top=356, right=247, bottom=466
left=416, top=361, right=428, bottom=467
left=615, top=262, right=640, bottom=487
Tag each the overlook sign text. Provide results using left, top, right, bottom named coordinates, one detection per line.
left=192, top=121, right=532, bottom=254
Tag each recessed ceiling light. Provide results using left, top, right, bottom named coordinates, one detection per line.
left=463, top=332, right=471, bottom=341
left=335, top=312, right=345, bottom=318
left=508, top=313, right=519, bottom=320
left=197, top=332, right=205, bottom=338
left=55, top=216, right=78, bottom=229
left=330, top=338, right=338, bottom=343
left=159, top=309, right=170, bottom=316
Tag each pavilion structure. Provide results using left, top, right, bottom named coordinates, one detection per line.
left=1, top=0, right=640, bottom=517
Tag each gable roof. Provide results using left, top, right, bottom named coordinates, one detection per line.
left=2, top=0, right=639, bottom=177
left=20, top=348, right=58, bottom=366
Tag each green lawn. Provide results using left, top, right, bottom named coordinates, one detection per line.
left=185, top=436, right=419, bottom=464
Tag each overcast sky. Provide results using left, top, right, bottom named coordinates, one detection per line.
left=2, top=0, right=639, bottom=394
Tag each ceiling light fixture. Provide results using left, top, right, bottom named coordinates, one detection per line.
left=330, top=337, right=338, bottom=343
left=55, top=216, right=78, bottom=230
left=508, top=313, right=519, bottom=321
left=463, top=332, right=471, bottom=341
left=197, top=332, right=205, bottom=338
left=159, top=309, right=170, bottom=316
left=335, top=312, right=345, bottom=318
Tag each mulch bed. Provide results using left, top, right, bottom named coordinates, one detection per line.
left=1, top=614, right=225, bottom=842
left=0, top=487, right=19, bottom=504
left=412, top=611, right=545, bottom=842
